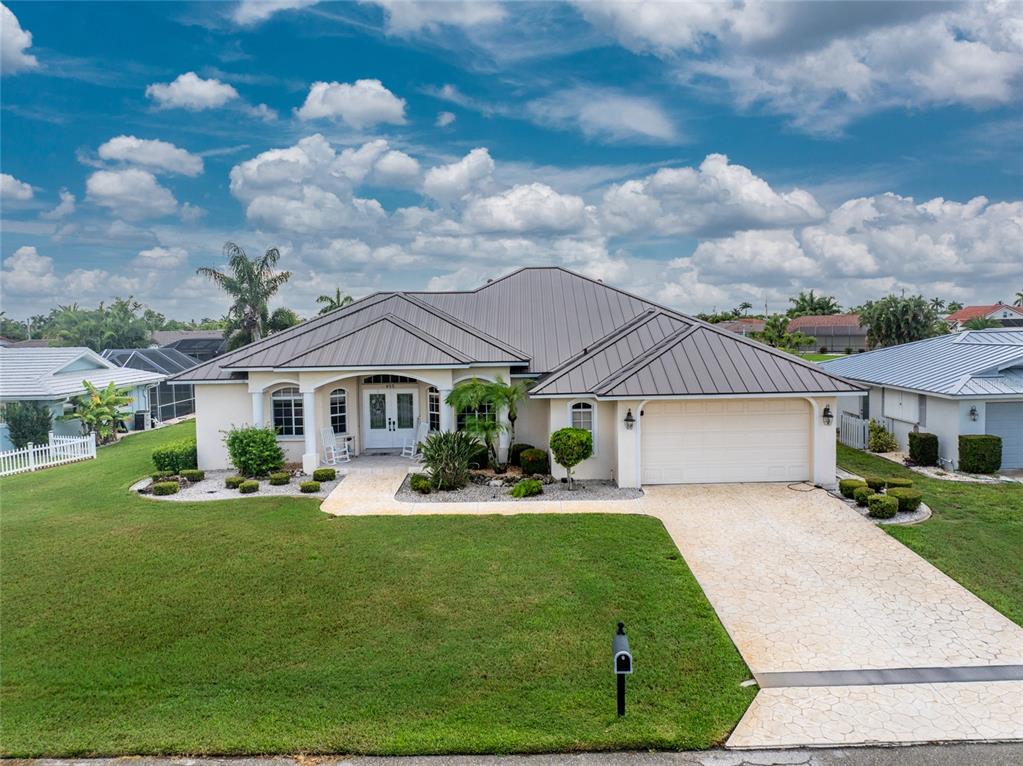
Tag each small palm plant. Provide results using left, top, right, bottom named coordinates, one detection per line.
left=446, top=379, right=505, bottom=468
left=65, top=380, right=133, bottom=443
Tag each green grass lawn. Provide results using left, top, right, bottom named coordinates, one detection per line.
left=838, top=444, right=1023, bottom=626
left=0, top=422, right=753, bottom=757
left=799, top=353, right=843, bottom=362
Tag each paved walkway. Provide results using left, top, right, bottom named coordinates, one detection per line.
left=320, top=462, right=1023, bottom=748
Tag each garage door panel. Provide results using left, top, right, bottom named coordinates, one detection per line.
left=987, top=402, right=1023, bottom=470
left=641, top=398, right=811, bottom=484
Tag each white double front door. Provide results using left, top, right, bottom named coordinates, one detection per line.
left=363, top=387, right=418, bottom=449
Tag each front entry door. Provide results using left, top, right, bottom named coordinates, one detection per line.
left=363, top=388, right=418, bottom=449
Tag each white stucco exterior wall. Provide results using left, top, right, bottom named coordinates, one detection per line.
left=547, top=398, right=616, bottom=481
left=194, top=383, right=251, bottom=469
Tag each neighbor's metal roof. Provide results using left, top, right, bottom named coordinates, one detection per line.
left=821, top=329, right=1023, bottom=397
left=0, top=347, right=165, bottom=400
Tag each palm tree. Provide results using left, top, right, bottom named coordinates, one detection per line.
left=316, top=287, right=354, bottom=315
left=445, top=379, right=505, bottom=468
left=929, top=297, right=946, bottom=312
left=787, top=290, right=841, bottom=317
left=735, top=301, right=753, bottom=316
left=486, top=377, right=531, bottom=453
left=947, top=300, right=964, bottom=313
left=963, top=317, right=1001, bottom=330
left=197, top=242, right=291, bottom=350
left=1015, top=290, right=1023, bottom=308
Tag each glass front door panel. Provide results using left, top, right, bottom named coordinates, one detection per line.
left=396, top=393, right=414, bottom=429
left=369, top=393, right=386, bottom=429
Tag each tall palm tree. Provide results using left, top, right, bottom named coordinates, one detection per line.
left=197, top=242, right=291, bottom=350
left=929, top=297, right=946, bottom=312
left=787, top=290, right=840, bottom=317
left=1015, top=290, right=1023, bottom=307
left=946, top=300, right=964, bottom=313
left=316, top=287, right=354, bottom=315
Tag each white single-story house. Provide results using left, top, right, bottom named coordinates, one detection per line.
left=171, top=268, right=862, bottom=487
left=823, top=329, right=1023, bottom=470
left=945, top=303, right=1023, bottom=332
left=0, top=347, right=165, bottom=451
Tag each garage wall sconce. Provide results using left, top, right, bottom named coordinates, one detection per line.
left=624, top=409, right=635, bottom=430
left=822, top=405, right=833, bottom=426
left=969, top=405, right=979, bottom=421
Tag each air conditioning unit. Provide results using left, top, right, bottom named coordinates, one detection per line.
left=134, top=410, right=152, bottom=431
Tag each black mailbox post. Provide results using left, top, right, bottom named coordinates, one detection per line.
left=613, top=621, right=632, bottom=716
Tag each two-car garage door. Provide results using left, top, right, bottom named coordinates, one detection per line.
left=987, top=402, right=1023, bottom=470
left=641, top=398, right=811, bottom=484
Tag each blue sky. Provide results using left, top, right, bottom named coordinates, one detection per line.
left=2, top=0, right=1021, bottom=321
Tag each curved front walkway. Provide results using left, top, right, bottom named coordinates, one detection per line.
left=320, top=463, right=1023, bottom=748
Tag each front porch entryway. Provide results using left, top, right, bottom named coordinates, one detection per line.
left=362, top=385, right=418, bottom=449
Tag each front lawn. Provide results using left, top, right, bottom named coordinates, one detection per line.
left=0, top=422, right=753, bottom=756
left=799, top=353, right=843, bottom=362
left=838, top=444, right=1023, bottom=626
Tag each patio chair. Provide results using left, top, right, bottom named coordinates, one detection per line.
left=320, top=427, right=351, bottom=465
left=401, top=420, right=430, bottom=460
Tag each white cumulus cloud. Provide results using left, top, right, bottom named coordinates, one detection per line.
left=367, top=0, right=506, bottom=36
left=436, top=110, right=456, bottom=127
left=464, top=183, right=588, bottom=233
left=146, top=72, right=240, bottom=110
left=527, top=87, right=678, bottom=142
left=1, top=4, right=38, bottom=74
left=0, top=172, right=33, bottom=201
left=232, top=0, right=319, bottom=25
left=40, top=189, right=76, bottom=220
left=135, top=246, right=188, bottom=270
left=97, top=135, right=204, bottom=176
left=1, top=246, right=58, bottom=295
left=85, top=169, right=178, bottom=220
left=423, top=147, right=495, bottom=203
left=296, top=79, right=406, bottom=129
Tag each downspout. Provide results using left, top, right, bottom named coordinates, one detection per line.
left=802, top=396, right=819, bottom=486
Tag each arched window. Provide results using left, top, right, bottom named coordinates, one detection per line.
left=329, top=388, right=347, bottom=434
left=271, top=387, right=303, bottom=436
left=428, top=386, right=441, bottom=432
left=570, top=400, right=596, bottom=454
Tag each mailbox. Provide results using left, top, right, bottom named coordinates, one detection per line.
left=613, top=622, right=632, bottom=675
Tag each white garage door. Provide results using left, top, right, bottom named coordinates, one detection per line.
left=641, top=398, right=811, bottom=484
left=986, top=402, right=1023, bottom=470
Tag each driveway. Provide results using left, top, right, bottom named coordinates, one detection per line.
left=321, top=466, right=1023, bottom=747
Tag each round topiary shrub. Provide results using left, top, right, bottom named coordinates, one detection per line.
left=519, top=448, right=550, bottom=476
left=884, top=477, right=913, bottom=489
left=409, top=473, right=432, bottom=494
left=180, top=469, right=205, bottom=482
left=508, top=443, right=535, bottom=467
left=853, top=485, right=872, bottom=507
left=238, top=479, right=260, bottom=494
left=312, top=467, right=336, bottom=482
left=300, top=480, right=320, bottom=493
left=224, top=426, right=284, bottom=477
left=269, top=471, right=291, bottom=486
left=225, top=475, right=244, bottom=489
left=839, top=478, right=867, bottom=498
left=908, top=432, right=938, bottom=466
left=510, top=478, right=543, bottom=498
left=867, top=494, right=898, bottom=519
left=151, top=481, right=180, bottom=496
left=863, top=475, right=886, bottom=491
left=887, top=487, right=923, bottom=512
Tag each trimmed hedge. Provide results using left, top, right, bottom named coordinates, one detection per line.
left=410, top=473, right=432, bottom=494
left=853, top=485, right=872, bottom=507
left=269, top=472, right=291, bottom=486
left=839, top=478, right=866, bottom=499
left=300, top=481, right=320, bottom=493
left=510, top=478, right=543, bottom=498
left=884, top=477, right=913, bottom=489
left=180, top=469, right=205, bottom=482
left=152, top=438, right=198, bottom=474
left=908, top=432, right=938, bottom=466
left=225, top=475, right=245, bottom=489
left=238, top=480, right=260, bottom=494
left=519, top=448, right=549, bottom=476
left=887, top=487, right=923, bottom=512
left=867, top=494, right=898, bottom=519
left=959, top=435, right=1002, bottom=474
left=508, top=443, right=534, bottom=467
left=151, top=481, right=180, bottom=496
left=312, top=468, right=336, bottom=482
left=863, top=475, right=886, bottom=491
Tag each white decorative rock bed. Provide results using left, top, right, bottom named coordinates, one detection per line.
left=394, top=475, right=643, bottom=503
left=834, top=469, right=931, bottom=525
left=877, top=451, right=1021, bottom=484
left=132, top=469, right=344, bottom=502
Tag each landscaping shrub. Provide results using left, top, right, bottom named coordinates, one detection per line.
left=838, top=478, right=866, bottom=498
left=151, top=481, right=180, bottom=496
left=238, top=480, right=260, bottom=494
left=223, top=426, right=284, bottom=477
left=887, top=487, right=923, bottom=512
left=959, top=435, right=1002, bottom=474
left=180, top=469, right=205, bottom=482
left=519, top=448, right=550, bottom=476
left=508, top=443, right=534, bottom=467
left=510, top=478, right=543, bottom=498
left=550, top=428, right=593, bottom=490
left=152, top=471, right=175, bottom=482
left=2, top=401, right=52, bottom=449
left=312, top=467, right=336, bottom=482
left=152, top=438, right=198, bottom=474
left=867, top=494, right=898, bottom=519
left=844, top=347, right=853, bottom=355
left=409, top=473, right=432, bottom=494
left=853, top=486, right=872, bottom=507
left=908, top=432, right=938, bottom=466
left=269, top=471, right=291, bottom=486
left=421, top=430, right=480, bottom=490
left=225, top=475, right=244, bottom=489
left=863, top=475, right=886, bottom=491
left=884, top=477, right=914, bottom=489
left=467, top=443, right=490, bottom=470
left=300, top=480, right=320, bottom=493
left=867, top=420, right=899, bottom=453
left=819, top=346, right=828, bottom=355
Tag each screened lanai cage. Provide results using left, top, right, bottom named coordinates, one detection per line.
left=101, top=348, right=199, bottom=423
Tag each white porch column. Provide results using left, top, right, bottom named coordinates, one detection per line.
left=438, top=388, right=453, bottom=432
left=251, top=391, right=264, bottom=427
left=302, top=390, right=317, bottom=474
left=497, top=404, right=511, bottom=462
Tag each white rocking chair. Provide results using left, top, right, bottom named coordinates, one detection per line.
left=320, top=427, right=351, bottom=465
left=401, top=420, right=430, bottom=460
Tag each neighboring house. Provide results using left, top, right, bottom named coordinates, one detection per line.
left=823, top=329, right=1023, bottom=470
left=945, top=303, right=1023, bottom=331
left=151, top=330, right=226, bottom=362
left=0, top=347, right=165, bottom=451
left=102, top=348, right=200, bottom=423
left=171, top=267, right=861, bottom=487
left=787, top=314, right=868, bottom=352
left=7, top=338, right=55, bottom=348
left=716, top=318, right=765, bottom=336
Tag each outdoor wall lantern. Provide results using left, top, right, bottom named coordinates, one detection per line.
left=969, top=405, right=979, bottom=421
left=822, top=405, right=833, bottom=426
left=624, top=409, right=636, bottom=430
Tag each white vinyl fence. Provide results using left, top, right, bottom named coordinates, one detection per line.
left=838, top=412, right=869, bottom=450
left=0, top=431, right=97, bottom=477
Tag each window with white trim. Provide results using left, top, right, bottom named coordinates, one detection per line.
left=569, top=400, right=596, bottom=454
left=457, top=402, right=494, bottom=431
left=428, top=386, right=441, bottom=432
left=271, top=387, right=303, bottom=436
left=329, top=388, right=347, bottom=434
